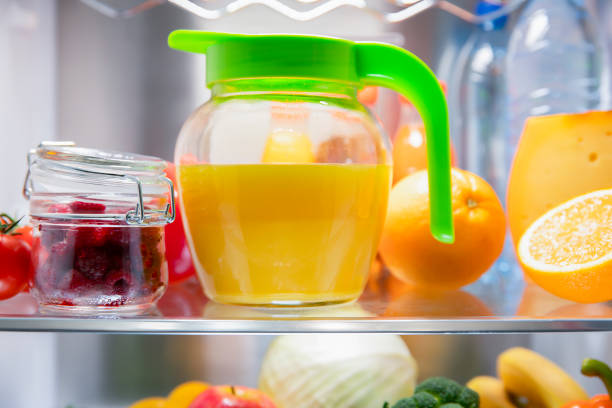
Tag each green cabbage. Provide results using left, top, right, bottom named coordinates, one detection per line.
left=259, top=334, right=418, bottom=408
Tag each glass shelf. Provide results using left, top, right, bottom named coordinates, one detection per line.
left=0, top=276, right=610, bottom=334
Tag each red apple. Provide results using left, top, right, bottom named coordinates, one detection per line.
left=189, top=385, right=276, bottom=408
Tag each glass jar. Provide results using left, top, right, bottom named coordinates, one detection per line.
left=23, top=142, right=175, bottom=315
left=170, top=31, right=454, bottom=307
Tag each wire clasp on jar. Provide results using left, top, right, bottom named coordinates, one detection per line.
left=23, top=142, right=175, bottom=226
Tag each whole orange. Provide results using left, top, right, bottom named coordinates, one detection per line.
left=379, top=168, right=506, bottom=290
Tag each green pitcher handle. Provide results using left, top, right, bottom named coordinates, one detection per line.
left=355, top=43, right=454, bottom=244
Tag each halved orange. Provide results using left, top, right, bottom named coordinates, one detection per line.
left=518, top=188, right=612, bottom=303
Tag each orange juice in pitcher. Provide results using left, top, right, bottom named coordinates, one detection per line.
left=169, top=31, right=454, bottom=306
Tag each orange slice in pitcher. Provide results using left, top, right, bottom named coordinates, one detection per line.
left=261, top=131, right=314, bottom=163
left=518, top=188, right=612, bottom=303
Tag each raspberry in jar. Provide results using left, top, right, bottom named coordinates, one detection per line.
left=24, top=142, right=175, bottom=315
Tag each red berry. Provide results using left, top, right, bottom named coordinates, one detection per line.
left=69, top=201, right=106, bottom=214
left=68, top=270, right=94, bottom=292
left=74, top=246, right=110, bottom=281
left=72, top=227, right=107, bottom=247
left=48, top=204, right=71, bottom=213
left=106, top=269, right=133, bottom=296
left=33, top=216, right=166, bottom=306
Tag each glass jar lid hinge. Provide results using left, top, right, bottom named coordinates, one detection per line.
left=23, top=143, right=175, bottom=226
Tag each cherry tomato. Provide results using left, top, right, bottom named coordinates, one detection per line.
left=0, top=234, right=31, bottom=300
left=164, top=163, right=196, bottom=284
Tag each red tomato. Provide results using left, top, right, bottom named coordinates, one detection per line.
left=0, top=234, right=30, bottom=300
left=14, top=225, right=33, bottom=247
left=165, top=163, right=196, bottom=284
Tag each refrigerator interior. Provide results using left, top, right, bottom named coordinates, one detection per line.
left=1, top=1, right=611, bottom=407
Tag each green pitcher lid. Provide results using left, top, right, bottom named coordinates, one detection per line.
left=168, top=30, right=455, bottom=244
left=169, top=31, right=372, bottom=86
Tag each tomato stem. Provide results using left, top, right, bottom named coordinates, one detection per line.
left=0, top=213, right=22, bottom=235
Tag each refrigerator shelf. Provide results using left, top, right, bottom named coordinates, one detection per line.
left=0, top=280, right=610, bottom=334
left=79, top=0, right=525, bottom=23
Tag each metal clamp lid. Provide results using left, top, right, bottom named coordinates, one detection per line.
left=23, top=142, right=175, bottom=226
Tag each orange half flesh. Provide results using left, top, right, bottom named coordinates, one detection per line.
left=518, top=188, right=612, bottom=303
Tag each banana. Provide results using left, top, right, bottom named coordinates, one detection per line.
left=497, top=347, right=588, bottom=408
left=467, top=376, right=516, bottom=408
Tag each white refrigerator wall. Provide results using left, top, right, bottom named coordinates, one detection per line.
left=0, top=1, right=57, bottom=407
left=0, top=0, right=56, bottom=215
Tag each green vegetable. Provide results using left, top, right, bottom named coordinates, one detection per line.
left=581, top=358, right=612, bottom=396
left=385, top=377, right=479, bottom=408
left=259, top=334, right=418, bottom=408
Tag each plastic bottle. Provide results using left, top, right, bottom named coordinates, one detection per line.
left=450, top=0, right=509, bottom=200
left=448, top=1, right=517, bottom=307
left=506, top=0, right=605, bottom=152
left=502, top=0, right=604, bottom=308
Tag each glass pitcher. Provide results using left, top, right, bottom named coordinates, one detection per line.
left=169, top=31, right=454, bottom=307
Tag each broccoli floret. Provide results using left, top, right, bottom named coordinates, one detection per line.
left=412, top=391, right=439, bottom=408
left=456, top=385, right=479, bottom=408
left=392, top=397, right=419, bottom=408
left=388, top=377, right=480, bottom=408
left=416, top=377, right=463, bottom=404
left=439, top=404, right=465, bottom=408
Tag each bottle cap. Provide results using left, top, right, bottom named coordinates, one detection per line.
left=476, top=1, right=507, bottom=31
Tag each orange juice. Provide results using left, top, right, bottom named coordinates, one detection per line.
left=178, top=163, right=391, bottom=306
